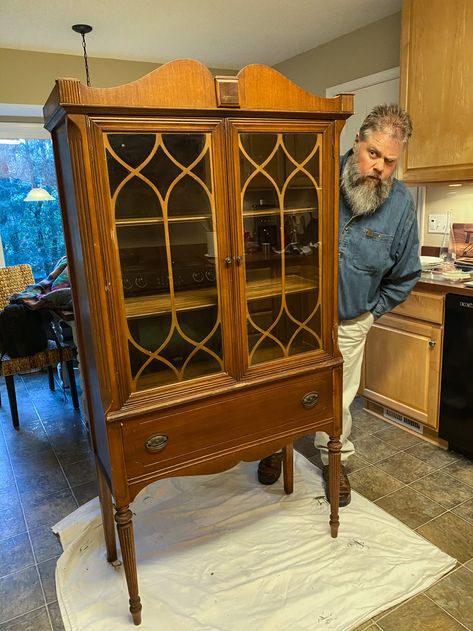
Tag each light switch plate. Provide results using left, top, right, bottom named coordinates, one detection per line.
left=428, top=213, right=448, bottom=234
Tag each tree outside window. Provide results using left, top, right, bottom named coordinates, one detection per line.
left=0, top=138, right=65, bottom=280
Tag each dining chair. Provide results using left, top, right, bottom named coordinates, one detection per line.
left=0, top=264, right=79, bottom=429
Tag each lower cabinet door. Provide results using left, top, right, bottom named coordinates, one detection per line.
left=362, top=313, right=442, bottom=429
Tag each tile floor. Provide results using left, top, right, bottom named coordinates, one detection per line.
left=1, top=373, right=473, bottom=630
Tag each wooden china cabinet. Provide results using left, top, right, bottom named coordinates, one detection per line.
left=44, top=60, right=352, bottom=625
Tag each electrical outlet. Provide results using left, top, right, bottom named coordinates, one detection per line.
left=428, top=213, right=448, bottom=234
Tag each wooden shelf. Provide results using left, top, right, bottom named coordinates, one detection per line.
left=244, top=251, right=317, bottom=264
left=116, top=215, right=211, bottom=227
left=249, top=340, right=320, bottom=364
left=243, top=207, right=316, bottom=217
left=135, top=358, right=223, bottom=390
left=125, top=287, right=216, bottom=318
left=245, top=185, right=322, bottom=191
left=247, top=275, right=317, bottom=301
left=115, top=209, right=316, bottom=225
left=133, top=338, right=320, bottom=390
left=124, top=274, right=318, bottom=318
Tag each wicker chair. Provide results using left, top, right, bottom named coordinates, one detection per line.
left=0, top=264, right=79, bottom=429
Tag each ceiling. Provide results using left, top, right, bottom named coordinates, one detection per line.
left=1, top=0, right=401, bottom=70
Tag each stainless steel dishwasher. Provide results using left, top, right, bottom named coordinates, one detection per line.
left=438, top=293, right=473, bottom=459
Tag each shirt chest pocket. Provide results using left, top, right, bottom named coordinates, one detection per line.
left=352, top=228, right=394, bottom=273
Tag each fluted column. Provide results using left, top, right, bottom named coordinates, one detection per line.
left=327, top=437, right=341, bottom=538
left=115, top=506, right=142, bottom=625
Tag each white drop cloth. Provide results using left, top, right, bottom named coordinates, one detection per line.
left=53, top=453, right=455, bottom=631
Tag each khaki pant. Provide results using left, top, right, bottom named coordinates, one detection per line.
left=315, top=311, right=375, bottom=465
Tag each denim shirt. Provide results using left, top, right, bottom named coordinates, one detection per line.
left=338, top=150, right=421, bottom=321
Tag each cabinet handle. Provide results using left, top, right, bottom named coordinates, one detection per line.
left=429, top=339, right=436, bottom=348
left=302, top=391, right=319, bottom=409
left=225, top=256, right=233, bottom=266
left=235, top=255, right=242, bottom=265
left=145, top=434, right=168, bottom=453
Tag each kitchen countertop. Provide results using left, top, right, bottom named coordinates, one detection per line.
left=417, top=274, right=473, bottom=298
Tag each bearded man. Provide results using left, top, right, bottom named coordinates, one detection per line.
left=258, top=104, right=422, bottom=507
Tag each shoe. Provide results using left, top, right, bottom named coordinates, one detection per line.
left=322, top=464, right=351, bottom=507
left=257, top=453, right=283, bottom=485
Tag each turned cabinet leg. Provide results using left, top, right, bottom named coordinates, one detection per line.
left=115, top=505, right=142, bottom=626
left=95, top=463, right=117, bottom=563
left=282, top=443, right=294, bottom=495
left=327, top=437, right=341, bottom=538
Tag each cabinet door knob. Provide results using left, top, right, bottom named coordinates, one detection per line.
left=145, top=434, right=168, bottom=453
left=235, top=255, right=242, bottom=265
left=302, top=391, right=319, bottom=409
left=428, top=339, right=436, bottom=348
left=225, top=256, right=233, bottom=266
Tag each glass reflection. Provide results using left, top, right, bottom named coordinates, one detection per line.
left=108, top=134, right=156, bottom=168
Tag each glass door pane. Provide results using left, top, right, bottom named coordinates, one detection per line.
left=104, top=131, right=223, bottom=391
left=238, top=131, right=322, bottom=367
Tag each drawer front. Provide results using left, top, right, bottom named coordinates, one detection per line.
left=122, top=372, right=334, bottom=478
left=392, top=290, right=444, bottom=324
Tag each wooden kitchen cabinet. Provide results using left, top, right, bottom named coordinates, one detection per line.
left=362, top=290, right=444, bottom=430
left=43, top=60, right=352, bottom=625
left=399, top=0, right=473, bottom=183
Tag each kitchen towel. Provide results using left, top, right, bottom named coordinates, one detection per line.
left=53, top=452, right=456, bottom=631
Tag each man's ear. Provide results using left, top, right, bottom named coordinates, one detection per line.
left=353, top=133, right=360, bottom=148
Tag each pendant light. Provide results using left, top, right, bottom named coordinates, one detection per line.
left=24, top=187, right=54, bottom=202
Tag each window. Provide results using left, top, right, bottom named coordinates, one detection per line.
left=0, top=124, right=65, bottom=280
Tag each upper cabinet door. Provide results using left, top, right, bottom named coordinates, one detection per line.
left=97, top=119, right=236, bottom=395
left=227, top=120, right=336, bottom=377
left=400, top=0, right=473, bottom=183
left=89, top=116, right=338, bottom=399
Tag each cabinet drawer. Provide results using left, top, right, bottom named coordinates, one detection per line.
left=392, top=290, right=444, bottom=324
left=122, top=372, right=334, bottom=478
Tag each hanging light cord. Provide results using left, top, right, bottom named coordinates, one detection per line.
left=72, top=24, right=93, bottom=87
left=81, top=32, right=91, bottom=87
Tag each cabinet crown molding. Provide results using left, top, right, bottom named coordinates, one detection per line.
left=43, top=58, right=353, bottom=126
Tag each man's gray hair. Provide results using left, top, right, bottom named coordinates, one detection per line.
left=359, top=104, right=413, bottom=144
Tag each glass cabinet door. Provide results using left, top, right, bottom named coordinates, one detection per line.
left=103, top=130, right=224, bottom=391
left=236, top=129, right=323, bottom=367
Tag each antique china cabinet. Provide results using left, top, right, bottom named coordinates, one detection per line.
left=44, top=60, right=352, bottom=625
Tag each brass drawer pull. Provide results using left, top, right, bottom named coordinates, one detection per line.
left=302, top=392, right=319, bottom=409
left=145, top=434, right=168, bottom=453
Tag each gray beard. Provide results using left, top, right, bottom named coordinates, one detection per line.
left=341, top=153, right=393, bottom=216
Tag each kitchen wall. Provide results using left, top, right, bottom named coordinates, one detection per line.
left=274, top=12, right=401, bottom=96
left=423, top=184, right=473, bottom=247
